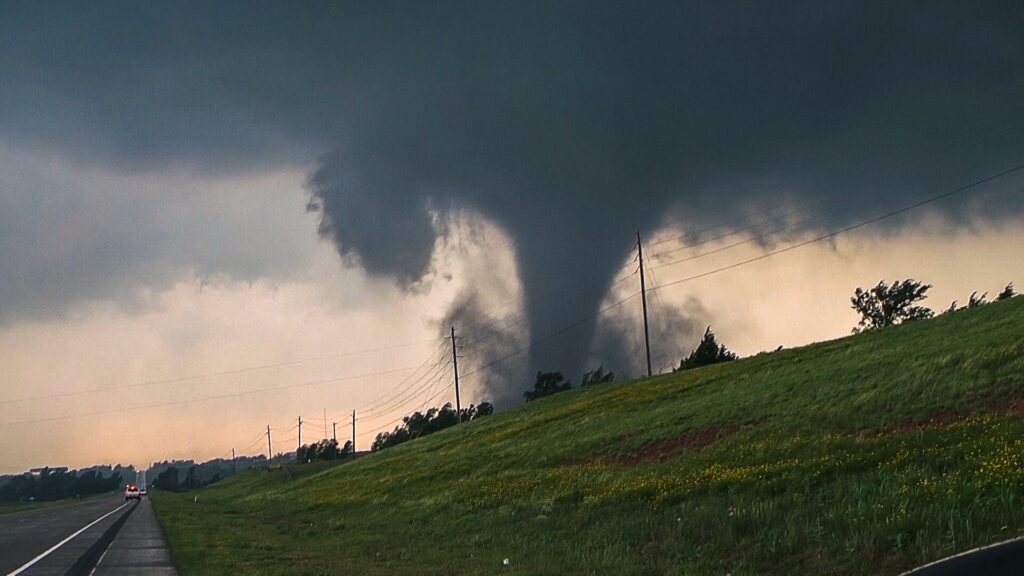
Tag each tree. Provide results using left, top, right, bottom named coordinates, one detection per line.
left=967, top=291, right=988, bottom=308
left=674, top=326, right=737, bottom=371
left=154, top=467, right=179, bottom=491
left=997, top=283, right=1016, bottom=300
left=184, top=466, right=199, bottom=490
left=850, top=279, right=933, bottom=333
left=297, top=439, right=343, bottom=462
left=370, top=400, right=495, bottom=451
left=457, top=402, right=493, bottom=422
left=523, top=371, right=572, bottom=401
left=581, top=367, right=615, bottom=386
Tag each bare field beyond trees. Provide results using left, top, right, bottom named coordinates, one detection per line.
left=153, top=297, right=1024, bottom=575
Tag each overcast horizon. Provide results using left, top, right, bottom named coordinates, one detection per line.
left=2, top=2, right=1023, bottom=473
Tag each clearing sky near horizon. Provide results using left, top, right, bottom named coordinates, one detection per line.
left=1, top=2, right=1023, bottom=472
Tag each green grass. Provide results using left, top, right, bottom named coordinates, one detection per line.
left=153, top=297, right=1024, bottom=575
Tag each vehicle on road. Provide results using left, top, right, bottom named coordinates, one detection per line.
left=140, top=488, right=148, bottom=497
left=125, top=484, right=141, bottom=501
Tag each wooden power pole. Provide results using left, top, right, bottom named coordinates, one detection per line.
left=637, top=230, right=652, bottom=377
left=451, top=326, right=462, bottom=422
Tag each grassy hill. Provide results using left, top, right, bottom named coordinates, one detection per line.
left=153, top=297, right=1024, bottom=575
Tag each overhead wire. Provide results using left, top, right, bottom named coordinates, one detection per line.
left=648, top=212, right=821, bottom=271
left=648, top=161, right=1024, bottom=294
left=645, top=203, right=822, bottom=261
left=358, top=371, right=455, bottom=440
left=642, top=258, right=680, bottom=375
left=356, top=344, right=451, bottom=417
left=460, top=291, right=643, bottom=379
left=645, top=196, right=818, bottom=248
left=359, top=361, right=453, bottom=420
left=0, top=364, right=430, bottom=427
left=0, top=336, right=442, bottom=405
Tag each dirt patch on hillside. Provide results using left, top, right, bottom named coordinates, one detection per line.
left=890, top=412, right=963, bottom=434
left=886, top=397, right=1024, bottom=434
left=613, top=426, right=735, bottom=466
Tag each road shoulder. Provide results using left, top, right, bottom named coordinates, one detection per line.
left=90, top=498, right=177, bottom=575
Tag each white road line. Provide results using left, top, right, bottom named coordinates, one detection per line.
left=87, top=546, right=112, bottom=576
left=6, top=502, right=129, bottom=576
left=900, top=535, right=1024, bottom=575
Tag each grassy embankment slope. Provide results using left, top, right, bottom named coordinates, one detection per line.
left=153, top=297, right=1024, bottom=575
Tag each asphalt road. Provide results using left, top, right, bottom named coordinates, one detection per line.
left=0, top=495, right=137, bottom=575
left=903, top=536, right=1024, bottom=575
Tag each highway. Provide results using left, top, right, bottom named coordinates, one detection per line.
left=0, top=495, right=176, bottom=575
left=903, top=536, right=1024, bottom=576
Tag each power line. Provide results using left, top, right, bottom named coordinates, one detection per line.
left=609, top=268, right=639, bottom=286
left=457, top=311, right=530, bottom=350
left=358, top=374, right=454, bottom=439
left=649, top=161, right=1024, bottom=293
left=359, top=362, right=453, bottom=419
left=645, top=204, right=820, bottom=261
left=614, top=205, right=817, bottom=285
left=357, top=344, right=451, bottom=417
left=354, top=340, right=449, bottom=411
left=0, top=364, right=429, bottom=427
left=646, top=196, right=818, bottom=248
left=643, top=262, right=679, bottom=375
left=648, top=213, right=820, bottom=271
left=460, top=291, right=642, bottom=379
left=241, top=432, right=266, bottom=452
left=0, top=337, right=442, bottom=405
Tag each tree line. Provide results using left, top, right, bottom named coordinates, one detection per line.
left=0, top=467, right=126, bottom=503
left=371, top=402, right=494, bottom=452
left=297, top=438, right=353, bottom=462
left=851, top=279, right=1015, bottom=332
left=150, top=455, right=266, bottom=492
left=522, top=327, right=739, bottom=403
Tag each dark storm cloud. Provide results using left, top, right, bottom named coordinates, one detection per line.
left=0, top=153, right=315, bottom=323
left=3, top=2, right=1024, bottom=391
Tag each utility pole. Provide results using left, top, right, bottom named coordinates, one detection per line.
left=351, top=410, right=356, bottom=457
left=637, top=230, right=652, bottom=377
left=324, top=408, right=328, bottom=440
left=231, top=448, right=236, bottom=475
left=266, top=425, right=272, bottom=464
left=451, top=325, right=462, bottom=422
left=297, top=416, right=303, bottom=454
left=332, top=421, right=337, bottom=443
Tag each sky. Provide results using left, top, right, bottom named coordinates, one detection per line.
left=1, top=2, right=1023, bottom=473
